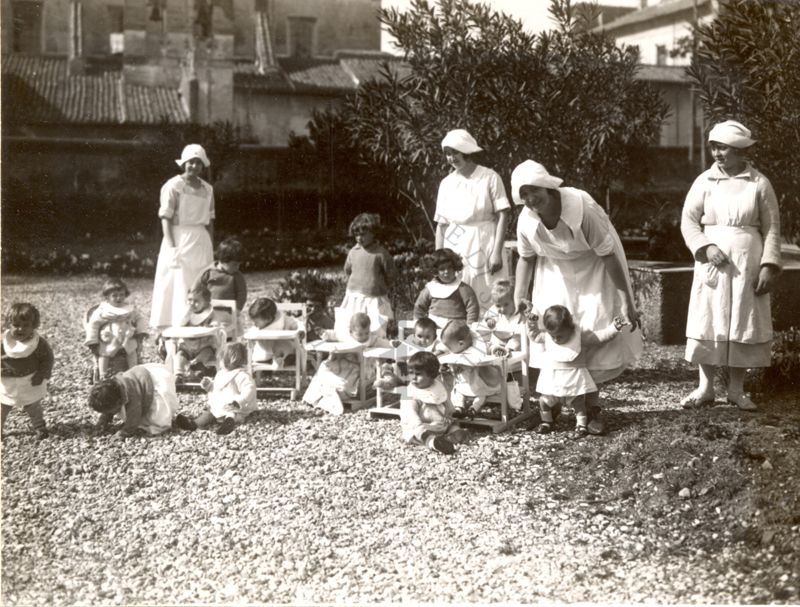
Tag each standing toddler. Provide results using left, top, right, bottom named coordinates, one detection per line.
left=1, top=303, right=54, bottom=439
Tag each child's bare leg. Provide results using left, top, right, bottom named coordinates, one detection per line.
left=536, top=394, right=558, bottom=434
left=470, top=395, right=487, bottom=414
left=23, top=399, right=48, bottom=438
left=98, top=356, right=110, bottom=379
left=175, top=352, right=191, bottom=375
left=1, top=404, right=11, bottom=433
left=569, top=394, right=589, bottom=440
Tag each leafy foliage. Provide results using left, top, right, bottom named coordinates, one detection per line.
left=324, top=0, right=667, bottom=236
left=687, top=0, right=800, bottom=241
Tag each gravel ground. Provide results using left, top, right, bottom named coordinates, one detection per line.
left=2, top=273, right=799, bottom=605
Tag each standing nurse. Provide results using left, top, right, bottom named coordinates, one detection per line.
left=434, top=129, right=510, bottom=313
left=150, top=144, right=215, bottom=330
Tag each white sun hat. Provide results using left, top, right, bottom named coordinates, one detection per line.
left=441, top=129, right=483, bottom=155
left=708, top=120, right=756, bottom=148
left=510, top=160, right=564, bottom=205
left=175, top=144, right=211, bottom=168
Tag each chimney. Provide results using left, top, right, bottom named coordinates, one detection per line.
left=68, top=0, right=85, bottom=74
left=255, top=4, right=278, bottom=73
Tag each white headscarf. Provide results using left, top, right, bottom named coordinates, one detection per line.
left=510, top=160, right=564, bottom=205
left=441, top=129, right=483, bottom=155
left=175, top=144, right=211, bottom=168
left=708, top=120, right=755, bottom=148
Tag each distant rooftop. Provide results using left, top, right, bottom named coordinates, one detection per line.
left=596, top=0, right=712, bottom=34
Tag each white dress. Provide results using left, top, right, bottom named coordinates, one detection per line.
left=534, top=330, right=597, bottom=398
left=150, top=175, right=215, bottom=329
left=680, top=163, right=781, bottom=367
left=435, top=165, right=510, bottom=312
left=517, top=187, right=642, bottom=383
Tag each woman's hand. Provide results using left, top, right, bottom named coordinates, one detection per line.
left=488, top=250, right=503, bottom=274
left=620, top=298, right=641, bottom=332
left=706, top=244, right=729, bottom=267
left=754, top=265, right=779, bottom=295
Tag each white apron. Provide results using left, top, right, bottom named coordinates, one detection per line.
left=151, top=184, right=214, bottom=329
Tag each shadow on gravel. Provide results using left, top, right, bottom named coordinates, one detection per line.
left=247, top=406, right=323, bottom=426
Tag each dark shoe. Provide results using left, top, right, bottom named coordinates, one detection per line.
left=35, top=428, right=49, bottom=440
left=535, top=422, right=552, bottom=435
left=552, top=403, right=562, bottom=423
left=569, top=425, right=589, bottom=440
left=216, top=417, right=236, bottom=436
left=431, top=436, right=455, bottom=455
left=452, top=406, right=469, bottom=420
left=174, top=414, right=197, bottom=431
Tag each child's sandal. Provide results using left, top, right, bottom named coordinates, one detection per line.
left=535, top=422, right=552, bottom=435
left=569, top=425, right=589, bottom=440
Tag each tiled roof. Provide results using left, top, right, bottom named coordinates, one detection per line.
left=634, top=64, right=691, bottom=83
left=1, top=54, right=188, bottom=125
left=597, top=0, right=711, bottom=33
left=234, top=52, right=409, bottom=93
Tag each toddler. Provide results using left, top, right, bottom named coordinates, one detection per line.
left=1, top=303, right=54, bottom=439
left=341, top=213, right=396, bottom=335
left=193, top=237, right=247, bottom=335
left=374, top=318, right=439, bottom=390
left=85, top=278, right=148, bottom=379
left=174, top=284, right=219, bottom=380
left=248, top=297, right=302, bottom=370
left=529, top=305, right=628, bottom=439
left=481, top=279, right=524, bottom=355
left=174, top=343, right=256, bottom=436
left=88, top=363, right=179, bottom=437
left=399, top=351, right=469, bottom=455
left=303, top=312, right=390, bottom=415
left=438, top=319, right=503, bottom=419
left=414, top=249, right=480, bottom=328
left=305, top=291, right=334, bottom=343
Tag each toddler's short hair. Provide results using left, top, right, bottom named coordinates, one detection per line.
left=440, top=319, right=472, bottom=353
left=426, top=248, right=463, bottom=274
left=216, top=237, right=243, bottom=263
left=248, top=297, right=277, bottom=322
left=5, top=302, right=41, bottom=329
left=222, top=342, right=248, bottom=370
left=102, top=277, right=130, bottom=297
left=407, top=351, right=440, bottom=378
left=414, top=317, right=438, bottom=334
left=348, top=213, right=382, bottom=237
left=88, top=379, right=123, bottom=413
left=491, top=279, right=513, bottom=301
left=188, top=284, right=211, bottom=302
left=349, top=312, right=371, bottom=333
left=542, top=305, right=575, bottom=333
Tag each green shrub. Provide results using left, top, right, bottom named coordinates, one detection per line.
left=274, top=270, right=346, bottom=308
left=744, top=327, right=800, bottom=394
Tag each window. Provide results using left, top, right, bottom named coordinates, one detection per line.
left=12, top=1, right=42, bottom=53
left=656, top=44, right=667, bottom=66
left=287, top=16, right=316, bottom=58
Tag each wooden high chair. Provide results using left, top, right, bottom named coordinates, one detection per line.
left=160, top=325, right=227, bottom=392
left=243, top=302, right=307, bottom=401
left=366, top=320, right=424, bottom=419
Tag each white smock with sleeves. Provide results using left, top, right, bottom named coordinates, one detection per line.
left=150, top=175, right=215, bottom=329
left=435, top=165, right=510, bottom=312
left=680, top=162, right=781, bottom=367
left=517, top=187, right=642, bottom=383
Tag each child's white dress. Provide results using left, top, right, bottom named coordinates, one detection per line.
left=400, top=379, right=460, bottom=444
left=208, top=368, right=257, bottom=423
left=478, top=306, right=524, bottom=352
left=85, top=302, right=146, bottom=357
left=535, top=330, right=596, bottom=398
left=0, top=331, right=53, bottom=406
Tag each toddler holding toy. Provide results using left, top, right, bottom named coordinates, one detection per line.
left=1, top=303, right=54, bottom=439
left=341, top=213, right=395, bottom=334
left=399, top=351, right=468, bottom=455
left=481, top=279, right=524, bottom=355
left=88, top=363, right=179, bottom=437
left=374, top=318, right=440, bottom=390
left=529, top=305, right=628, bottom=439
left=85, top=278, right=148, bottom=379
left=248, top=297, right=303, bottom=370
left=414, top=249, right=480, bottom=328
left=193, top=237, right=247, bottom=336
left=438, top=320, right=503, bottom=419
left=174, top=343, right=256, bottom=436
left=303, top=312, right=390, bottom=415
